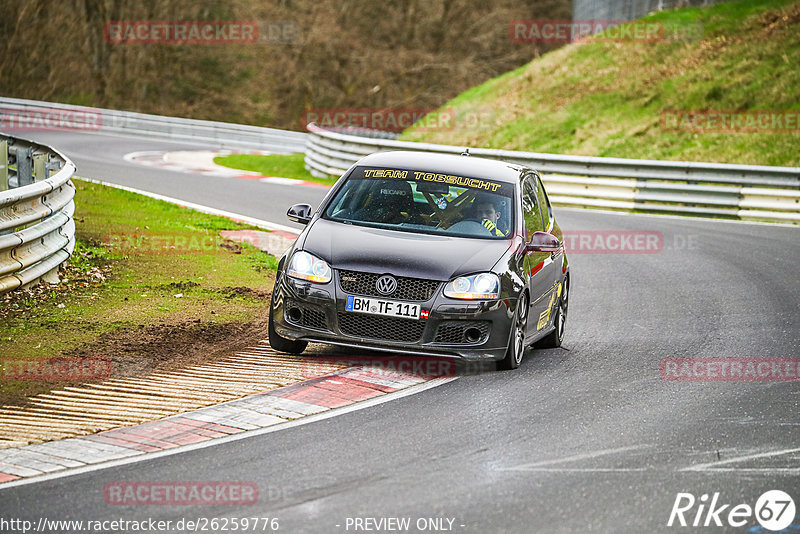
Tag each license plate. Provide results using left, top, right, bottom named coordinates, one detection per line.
left=345, top=295, right=421, bottom=320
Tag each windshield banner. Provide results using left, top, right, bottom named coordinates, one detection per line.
left=355, top=166, right=512, bottom=196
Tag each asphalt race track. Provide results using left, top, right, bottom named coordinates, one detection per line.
left=24, top=131, right=329, bottom=231
left=1, top=130, right=798, bottom=533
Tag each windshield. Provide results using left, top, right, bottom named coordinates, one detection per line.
left=323, top=166, right=515, bottom=239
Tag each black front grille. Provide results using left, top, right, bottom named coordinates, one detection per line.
left=434, top=321, right=490, bottom=344
left=285, top=300, right=328, bottom=331
left=338, top=270, right=440, bottom=301
left=338, top=312, right=426, bottom=342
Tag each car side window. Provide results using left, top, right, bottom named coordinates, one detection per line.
left=521, top=175, right=543, bottom=241
left=534, top=174, right=551, bottom=231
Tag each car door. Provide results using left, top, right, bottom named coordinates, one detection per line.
left=521, top=173, right=560, bottom=336
left=534, top=172, right=565, bottom=332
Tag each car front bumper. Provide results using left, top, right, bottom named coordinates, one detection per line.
left=272, top=271, right=517, bottom=361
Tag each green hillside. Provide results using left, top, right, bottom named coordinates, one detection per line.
left=401, top=0, right=800, bottom=167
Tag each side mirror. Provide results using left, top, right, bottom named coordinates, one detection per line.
left=287, top=203, right=313, bottom=225
left=526, top=231, right=560, bottom=253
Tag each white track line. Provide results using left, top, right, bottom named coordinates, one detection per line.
left=497, top=445, right=645, bottom=471
left=682, top=446, right=800, bottom=472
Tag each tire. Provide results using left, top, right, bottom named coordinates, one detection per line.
left=268, top=285, right=308, bottom=354
left=537, top=277, right=568, bottom=349
left=498, top=293, right=528, bottom=370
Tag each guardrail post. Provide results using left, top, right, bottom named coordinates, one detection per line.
left=45, top=160, right=61, bottom=179
left=15, top=146, right=33, bottom=187
left=33, top=152, right=47, bottom=181
left=0, top=140, right=7, bottom=191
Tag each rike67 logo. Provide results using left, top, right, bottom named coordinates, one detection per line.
left=668, top=490, right=796, bottom=531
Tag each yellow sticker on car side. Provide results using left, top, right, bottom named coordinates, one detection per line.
left=537, top=290, right=557, bottom=330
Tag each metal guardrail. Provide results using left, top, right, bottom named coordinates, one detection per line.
left=574, top=0, right=727, bottom=25
left=304, top=123, right=800, bottom=223
left=0, top=134, right=76, bottom=294
left=0, top=97, right=307, bottom=153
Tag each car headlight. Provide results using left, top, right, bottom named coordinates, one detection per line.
left=287, top=251, right=331, bottom=283
left=443, top=273, right=500, bottom=299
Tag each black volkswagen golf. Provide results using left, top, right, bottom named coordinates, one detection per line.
left=269, top=151, right=569, bottom=369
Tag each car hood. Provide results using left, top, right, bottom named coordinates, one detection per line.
left=301, top=218, right=509, bottom=281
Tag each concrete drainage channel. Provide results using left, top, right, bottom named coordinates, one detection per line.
left=0, top=345, right=344, bottom=450
left=0, top=343, right=457, bottom=486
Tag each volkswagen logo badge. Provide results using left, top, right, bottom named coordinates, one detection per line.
left=376, top=275, right=398, bottom=296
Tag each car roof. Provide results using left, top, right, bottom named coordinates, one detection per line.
left=354, top=151, right=527, bottom=184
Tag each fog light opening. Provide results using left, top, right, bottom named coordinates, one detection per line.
left=464, top=327, right=482, bottom=343
left=288, top=307, right=303, bottom=323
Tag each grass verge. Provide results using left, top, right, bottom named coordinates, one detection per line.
left=400, top=0, right=800, bottom=167
left=0, top=179, right=279, bottom=406
left=213, top=153, right=337, bottom=186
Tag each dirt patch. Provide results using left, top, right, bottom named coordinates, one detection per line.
left=760, top=2, right=800, bottom=35
left=1, top=290, right=273, bottom=408
left=215, top=286, right=272, bottom=300
left=2, top=314, right=268, bottom=407
left=66, top=309, right=270, bottom=375
left=161, top=281, right=201, bottom=291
